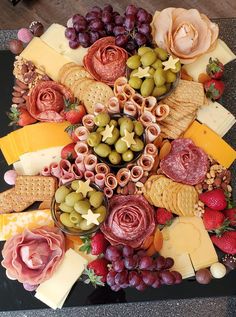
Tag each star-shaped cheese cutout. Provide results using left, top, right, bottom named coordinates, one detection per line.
left=82, top=209, right=100, bottom=226
left=162, top=55, right=180, bottom=71
left=100, top=124, right=114, bottom=142
left=133, top=66, right=151, bottom=79
left=121, top=129, right=136, bottom=148
left=76, top=179, right=93, bottom=197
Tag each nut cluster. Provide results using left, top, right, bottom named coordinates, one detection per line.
left=11, top=79, right=29, bottom=107
left=194, top=200, right=205, bottom=217
left=117, top=174, right=148, bottom=195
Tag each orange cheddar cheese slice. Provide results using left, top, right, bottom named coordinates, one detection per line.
left=184, top=121, right=236, bottom=168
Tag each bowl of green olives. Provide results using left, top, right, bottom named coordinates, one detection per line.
left=51, top=180, right=108, bottom=236
left=87, top=113, right=145, bottom=169
left=126, top=46, right=181, bottom=100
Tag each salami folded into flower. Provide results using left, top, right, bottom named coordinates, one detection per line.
left=26, top=81, right=73, bottom=122
left=1, top=226, right=65, bottom=289
left=101, top=195, right=155, bottom=248
left=83, top=37, right=128, bottom=86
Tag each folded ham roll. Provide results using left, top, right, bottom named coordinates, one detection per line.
left=139, top=111, right=156, bottom=127
left=124, top=101, right=138, bottom=117
left=123, top=84, right=135, bottom=99
left=144, top=143, right=158, bottom=157
left=116, top=168, right=131, bottom=187
left=105, top=173, right=118, bottom=190
left=130, top=166, right=144, bottom=182
left=95, top=173, right=106, bottom=189
left=104, top=186, right=113, bottom=198
left=95, top=163, right=110, bottom=175
left=59, top=159, right=71, bottom=174
left=142, top=96, right=157, bottom=112
left=138, top=154, right=155, bottom=171
left=82, top=114, right=95, bottom=131
left=130, top=94, right=144, bottom=114
left=74, top=126, right=90, bottom=142
left=154, top=104, right=170, bottom=121
left=60, top=172, right=75, bottom=185
left=107, top=96, right=120, bottom=114
left=84, top=154, right=97, bottom=171
left=116, top=92, right=127, bottom=107
left=41, top=166, right=51, bottom=177
left=74, top=142, right=89, bottom=156
left=71, top=164, right=83, bottom=179
left=75, top=154, right=86, bottom=173
left=84, top=170, right=95, bottom=182
left=145, top=123, right=161, bottom=143
left=114, top=77, right=128, bottom=96
left=94, top=103, right=107, bottom=115
left=50, top=162, right=61, bottom=178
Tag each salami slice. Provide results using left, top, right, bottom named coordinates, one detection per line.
left=160, top=138, right=208, bottom=185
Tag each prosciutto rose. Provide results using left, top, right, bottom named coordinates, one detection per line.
left=1, top=226, right=65, bottom=289
left=152, top=8, right=219, bottom=64
left=26, top=81, right=74, bottom=122
left=101, top=195, right=155, bottom=248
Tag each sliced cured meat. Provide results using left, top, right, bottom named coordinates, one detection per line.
left=26, top=81, right=73, bottom=122
left=101, top=195, right=155, bottom=248
left=160, top=138, right=208, bottom=185
left=83, top=37, right=128, bottom=86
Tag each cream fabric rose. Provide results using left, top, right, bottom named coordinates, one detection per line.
left=152, top=8, right=219, bottom=64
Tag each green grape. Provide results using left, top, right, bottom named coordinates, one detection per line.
left=128, top=77, right=142, bottom=89
left=171, top=60, right=181, bottom=73
left=154, top=47, right=168, bottom=61
left=89, top=191, right=104, bottom=208
left=87, top=189, right=96, bottom=198
left=59, top=202, right=73, bottom=213
left=130, top=138, right=144, bottom=152
left=154, top=68, right=166, bottom=87
left=96, top=127, right=105, bottom=133
left=148, top=67, right=156, bottom=76
left=94, top=205, right=107, bottom=223
left=122, top=150, right=134, bottom=162
left=152, top=85, right=167, bottom=97
left=79, top=220, right=95, bottom=231
left=94, top=144, right=112, bottom=158
left=69, top=211, right=83, bottom=224
left=71, top=180, right=79, bottom=191
left=140, top=78, right=155, bottom=97
left=109, top=119, right=118, bottom=127
left=130, top=69, right=138, bottom=77
left=140, top=51, right=157, bottom=67
left=60, top=213, right=74, bottom=227
left=65, top=192, right=84, bottom=207
left=55, top=186, right=70, bottom=203
left=87, top=132, right=102, bottom=147
left=138, top=46, right=153, bottom=56
left=151, top=59, right=163, bottom=69
left=115, top=138, right=128, bottom=154
left=94, top=113, right=110, bottom=127
left=165, top=70, right=177, bottom=83
left=74, top=200, right=91, bottom=214
left=126, top=55, right=141, bottom=69
left=109, top=151, right=122, bottom=165
left=120, top=118, right=134, bottom=137
left=134, top=121, right=144, bottom=136
left=105, top=127, right=120, bottom=145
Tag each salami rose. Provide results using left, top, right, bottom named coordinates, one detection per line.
left=1, top=226, right=65, bottom=288
left=83, top=37, right=128, bottom=86
left=101, top=195, right=155, bottom=248
left=160, top=138, right=208, bottom=185
left=26, top=81, right=74, bottom=122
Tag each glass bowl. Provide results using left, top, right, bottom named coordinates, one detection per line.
left=51, top=181, right=108, bottom=237
left=156, top=70, right=180, bottom=101
left=92, top=113, right=146, bottom=170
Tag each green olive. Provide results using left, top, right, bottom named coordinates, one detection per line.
left=94, top=205, right=107, bottom=223
left=69, top=211, right=83, bottom=224
left=154, top=47, right=168, bottom=61
left=130, top=69, right=139, bottom=77
left=60, top=213, right=74, bottom=227
left=109, top=119, right=118, bottom=127
left=171, top=60, right=181, bottom=73
left=65, top=192, right=84, bottom=207
left=94, top=143, right=112, bottom=158
left=115, top=138, right=128, bottom=154
left=120, top=118, right=134, bottom=137
left=55, top=186, right=70, bottom=203
left=154, top=68, right=166, bottom=87
left=122, top=150, right=134, bottom=162
left=138, top=46, right=153, bottom=56
left=79, top=220, right=95, bottom=231
left=105, top=127, right=120, bottom=145
left=130, top=137, right=144, bottom=152
left=151, top=59, right=163, bottom=69
left=89, top=191, right=104, bottom=208
left=74, top=199, right=90, bottom=214
left=87, top=132, right=102, bottom=147
left=59, top=202, right=73, bottom=213
left=140, top=51, right=157, bottom=67
left=140, top=78, right=155, bottom=97
left=134, top=121, right=144, bottom=136
left=109, top=151, right=122, bottom=165
left=128, top=77, right=142, bottom=89
left=152, top=85, right=167, bottom=97
left=126, top=55, right=141, bottom=69
left=94, top=113, right=110, bottom=127
left=165, top=70, right=177, bottom=83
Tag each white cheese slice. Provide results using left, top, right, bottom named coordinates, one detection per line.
left=197, top=100, right=236, bottom=137
left=41, top=23, right=88, bottom=65
left=183, top=39, right=236, bottom=81
left=13, top=161, right=25, bottom=175
left=35, top=249, right=88, bottom=309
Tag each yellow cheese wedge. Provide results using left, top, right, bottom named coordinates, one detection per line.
left=184, top=121, right=236, bottom=168
left=0, top=209, right=53, bottom=241
left=183, top=39, right=236, bottom=81
left=0, top=122, right=71, bottom=165
left=160, top=217, right=218, bottom=278
left=20, top=37, right=71, bottom=82
left=41, top=23, right=88, bottom=65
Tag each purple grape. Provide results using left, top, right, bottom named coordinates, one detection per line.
left=129, top=271, right=142, bottom=287
left=112, top=11, right=119, bottom=18
left=137, top=8, right=149, bottom=23
left=124, top=15, right=135, bottom=31
left=89, top=19, right=104, bottom=31
left=120, top=283, right=129, bottom=289
left=85, top=11, right=99, bottom=22
left=91, top=6, right=102, bottom=15
left=126, top=40, right=137, bottom=53
left=113, top=26, right=126, bottom=36
left=171, top=271, right=182, bottom=284
left=111, top=284, right=121, bottom=292
left=102, top=11, right=113, bottom=23
left=124, top=256, right=137, bottom=270
left=164, top=257, right=174, bottom=269
left=125, top=4, right=138, bottom=16
left=72, top=14, right=86, bottom=25
left=122, top=245, right=134, bottom=258
left=155, top=256, right=166, bottom=270
left=139, top=256, right=153, bottom=270
left=136, top=250, right=146, bottom=257
left=74, top=21, right=87, bottom=33
left=78, top=32, right=90, bottom=47
left=134, top=33, right=147, bottom=46
left=115, top=271, right=128, bottom=285
left=115, top=34, right=129, bottom=47
left=65, top=27, right=77, bottom=41
left=146, top=13, right=153, bottom=23
left=103, top=4, right=113, bottom=13
left=152, top=276, right=161, bottom=288
left=106, top=270, right=116, bottom=286
left=159, top=271, right=175, bottom=285
left=136, top=281, right=147, bottom=291
left=137, top=23, right=151, bottom=36
left=89, top=31, right=100, bottom=44
left=141, top=271, right=156, bottom=286
left=114, top=15, right=124, bottom=26
left=69, top=39, right=80, bottom=49
left=113, top=259, right=125, bottom=272
left=98, top=30, right=107, bottom=38
left=104, top=23, right=114, bottom=35
left=105, top=246, right=122, bottom=262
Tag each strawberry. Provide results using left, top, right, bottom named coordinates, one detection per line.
left=156, top=208, right=173, bottom=225
left=206, top=58, right=224, bottom=79
left=211, top=231, right=236, bottom=255
left=79, top=232, right=109, bottom=256
left=64, top=99, right=86, bottom=124
left=204, top=79, right=225, bottom=101
left=203, top=208, right=230, bottom=235
left=85, top=258, right=109, bottom=286
left=199, top=189, right=227, bottom=211
left=7, top=106, right=37, bottom=126
left=223, top=208, right=236, bottom=227
left=65, top=124, right=80, bottom=142
left=61, top=142, right=77, bottom=161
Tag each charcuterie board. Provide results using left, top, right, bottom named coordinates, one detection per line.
left=0, top=6, right=236, bottom=312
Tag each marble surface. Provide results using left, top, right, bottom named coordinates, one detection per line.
left=0, top=18, right=236, bottom=317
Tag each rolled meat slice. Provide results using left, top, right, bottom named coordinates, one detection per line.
left=107, top=96, right=120, bottom=114
left=138, top=154, right=155, bottom=171
left=114, top=77, right=128, bottom=95
left=94, top=103, right=107, bottom=115
left=130, top=94, right=144, bottom=115
left=145, top=123, right=161, bottom=143
left=94, top=173, right=106, bottom=189
left=144, top=143, right=158, bottom=157
left=105, top=173, right=118, bottom=190
left=41, top=166, right=51, bottom=177
left=59, top=159, right=71, bottom=174
left=74, top=142, right=89, bottom=157
left=74, top=126, right=90, bottom=142
left=75, top=154, right=85, bottom=172
left=130, top=165, right=144, bottom=182
left=116, top=168, right=131, bottom=187
left=84, top=154, right=97, bottom=172
left=154, top=104, right=170, bottom=121
left=123, top=101, right=138, bottom=117
left=104, top=187, right=113, bottom=199
left=84, top=170, right=95, bottom=182
left=82, top=114, right=95, bottom=131
left=95, top=163, right=110, bottom=175
left=60, top=172, right=75, bottom=185
left=142, top=96, right=157, bottom=112
left=139, top=111, right=156, bottom=127
left=50, top=162, right=61, bottom=178
left=71, top=164, right=83, bottom=179
left=123, top=84, right=135, bottom=99
left=116, top=92, right=127, bottom=107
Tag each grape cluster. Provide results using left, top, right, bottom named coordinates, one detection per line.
left=105, top=245, right=182, bottom=292
left=65, top=4, right=153, bottom=52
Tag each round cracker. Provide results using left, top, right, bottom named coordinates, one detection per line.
left=58, top=62, right=78, bottom=83
left=149, top=176, right=172, bottom=207
left=63, top=67, right=93, bottom=88
left=177, top=185, right=198, bottom=216
left=162, top=182, right=182, bottom=214
left=73, top=78, right=95, bottom=100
